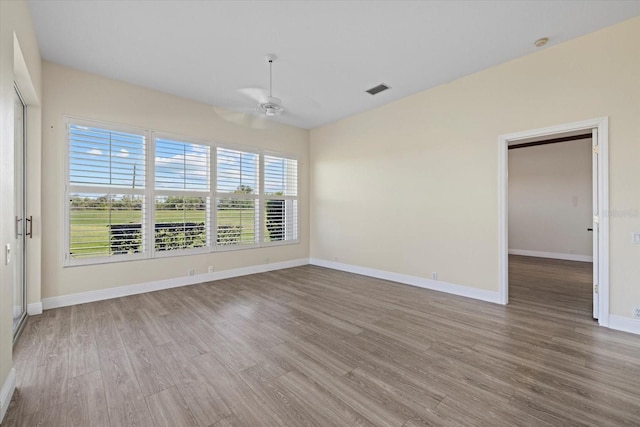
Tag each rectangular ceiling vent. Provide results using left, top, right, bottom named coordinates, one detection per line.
left=366, top=83, right=390, bottom=95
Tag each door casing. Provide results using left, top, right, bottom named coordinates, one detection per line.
left=498, top=117, right=610, bottom=326
left=13, top=84, right=28, bottom=341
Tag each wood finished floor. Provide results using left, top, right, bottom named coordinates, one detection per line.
left=4, top=256, right=640, bottom=426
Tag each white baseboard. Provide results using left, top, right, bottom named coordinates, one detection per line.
left=27, top=302, right=42, bottom=315
left=509, top=249, right=593, bottom=263
left=35, top=256, right=637, bottom=338
left=41, top=258, right=309, bottom=310
left=309, top=258, right=501, bottom=304
left=0, top=368, right=16, bottom=424
left=13, top=303, right=42, bottom=317
left=608, top=315, right=640, bottom=336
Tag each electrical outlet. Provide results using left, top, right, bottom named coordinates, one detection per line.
left=208, top=266, right=214, bottom=273
left=432, top=272, right=438, bottom=280
left=188, top=268, right=195, bottom=276
left=632, top=232, right=640, bottom=244
left=633, top=306, right=640, bottom=319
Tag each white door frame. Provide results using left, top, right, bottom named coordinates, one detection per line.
left=498, top=117, right=609, bottom=327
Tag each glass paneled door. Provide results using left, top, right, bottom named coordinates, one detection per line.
left=13, top=86, right=27, bottom=338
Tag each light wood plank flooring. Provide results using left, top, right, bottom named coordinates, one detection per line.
left=4, top=256, right=640, bottom=426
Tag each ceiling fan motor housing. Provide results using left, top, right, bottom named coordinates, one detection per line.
left=259, top=96, right=284, bottom=116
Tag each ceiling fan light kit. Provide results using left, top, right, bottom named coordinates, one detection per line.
left=259, top=100, right=284, bottom=116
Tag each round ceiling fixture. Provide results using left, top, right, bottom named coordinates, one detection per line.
left=534, top=37, right=549, bottom=47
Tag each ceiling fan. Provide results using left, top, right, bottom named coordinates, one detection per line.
left=214, top=54, right=285, bottom=128
left=242, top=54, right=285, bottom=117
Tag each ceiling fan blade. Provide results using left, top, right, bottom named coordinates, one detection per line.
left=238, top=88, right=269, bottom=104
left=213, top=106, right=267, bottom=130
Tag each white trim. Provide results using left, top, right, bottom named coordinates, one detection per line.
left=498, top=129, right=508, bottom=305
left=0, top=368, right=16, bottom=423
left=499, top=117, right=610, bottom=325
left=309, top=258, right=500, bottom=304
left=259, top=152, right=265, bottom=243
left=41, top=258, right=309, bottom=310
left=27, top=302, right=42, bottom=315
left=608, top=315, right=640, bottom=336
left=508, top=249, right=593, bottom=263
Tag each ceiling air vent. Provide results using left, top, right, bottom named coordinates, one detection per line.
left=366, top=83, right=390, bottom=95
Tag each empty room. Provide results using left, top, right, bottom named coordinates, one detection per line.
left=1, top=1, right=640, bottom=426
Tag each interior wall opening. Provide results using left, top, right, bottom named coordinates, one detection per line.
left=499, top=117, right=609, bottom=326
left=507, top=132, right=595, bottom=320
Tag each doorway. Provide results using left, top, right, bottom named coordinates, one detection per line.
left=13, top=85, right=28, bottom=340
left=498, top=118, right=609, bottom=326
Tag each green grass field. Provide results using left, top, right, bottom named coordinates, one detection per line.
left=70, top=209, right=258, bottom=257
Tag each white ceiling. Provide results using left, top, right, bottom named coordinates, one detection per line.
left=28, top=1, right=640, bottom=130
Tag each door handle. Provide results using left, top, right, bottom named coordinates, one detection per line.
left=587, top=228, right=593, bottom=231
left=15, top=216, right=22, bottom=238
left=26, top=216, right=33, bottom=238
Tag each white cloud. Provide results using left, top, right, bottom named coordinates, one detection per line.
left=115, top=149, right=129, bottom=158
left=87, top=148, right=102, bottom=156
left=155, top=153, right=209, bottom=178
left=155, top=154, right=186, bottom=168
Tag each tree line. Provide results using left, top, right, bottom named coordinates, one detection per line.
left=70, top=185, right=259, bottom=210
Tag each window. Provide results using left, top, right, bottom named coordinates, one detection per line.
left=264, top=155, right=298, bottom=243
left=216, top=148, right=259, bottom=247
left=154, top=136, right=210, bottom=253
left=65, top=117, right=299, bottom=265
left=67, top=122, right=146, bottom=260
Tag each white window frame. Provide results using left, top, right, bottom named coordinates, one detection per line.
left=63, top=116, right=300, bottom=267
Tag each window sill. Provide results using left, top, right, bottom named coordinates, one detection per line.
left=63, top=240, right=300, bottom=267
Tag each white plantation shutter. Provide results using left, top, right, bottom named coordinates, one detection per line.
left=264, top=155, right=298, bottom=243
left=67, top=121, right=147, bottom=261
left=216, top=148, right=259, bottom=193
left=69, top=193, right=145, bottom=258
left=66, top=117, right=300, bottom=265
left=154, top=136, right=211, bottom=253
left=154, top=138, right=209, bottom=191
left=216, top=148, right=260, bottom=247
left=264, top=155, right=297, bottom=197
left=69, top=125, right=146, bottom=188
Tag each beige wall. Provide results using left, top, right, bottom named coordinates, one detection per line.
left=41, top=62, right=309, bottom=299
left=310, top=17, right=640, bottom=319
left=0, top=0, right=42, bottom=407
left=509, top=139, right=593, bottom=258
